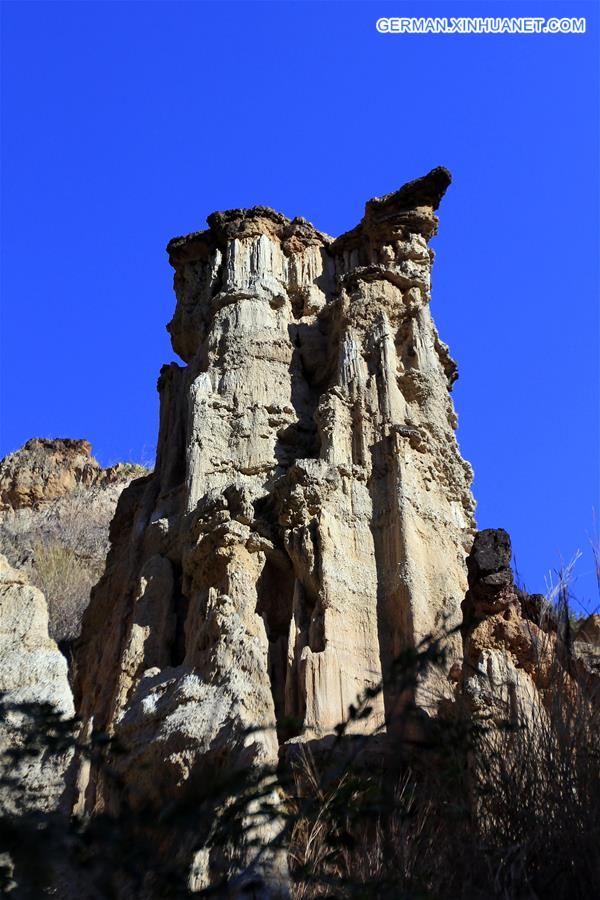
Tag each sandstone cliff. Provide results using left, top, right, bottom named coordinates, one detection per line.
left=74, top=168, right=475, bottom=890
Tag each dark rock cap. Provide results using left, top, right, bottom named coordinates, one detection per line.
left=467, top=528, right=513, bottom=581
left=167, top=167, right=452, bottom=264
left=366, top=166, right=452, bottom=218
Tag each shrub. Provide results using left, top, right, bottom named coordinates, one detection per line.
left=0, top=482, right=133, bottom=644
left=28, top=541, right=102, bottom=645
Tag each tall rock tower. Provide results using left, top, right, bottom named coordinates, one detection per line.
left=75, top=167, right=475, bottom=887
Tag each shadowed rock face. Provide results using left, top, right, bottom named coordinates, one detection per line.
left=74, top=168, right=475, bottom=890
left=0, top=555, right=74, bottom=815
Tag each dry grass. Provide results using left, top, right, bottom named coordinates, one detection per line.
left=289, top=753, right=440, bottom=899
left=1, top=519, right=598, bottom=897
left=285, top=565, right=600, bottom=899
left=23, top=487, right=116, bottom=644
left=473, top=700, right=600, bottom=899
left=0, top=474, right=148, bottom=645
left=1, top=613, right=599, bottom=898
left=467, top=596, right=600, bottom=898
left=285, top=682, right=600, bottom=898
left=29, top=541, right=102, bottom=644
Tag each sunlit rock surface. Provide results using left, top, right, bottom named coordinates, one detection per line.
left=75, top=168, right=476, bottom=891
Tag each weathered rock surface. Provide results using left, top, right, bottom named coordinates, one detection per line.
left=459, top=529, right=600, bottom=725
left=74, top=168, right=475, bottom=889
left=459, top=529, right=548, bottom=724
left=0, top=438, right=100, bottom=510
left=0, top=554, right=74, bottom=815
left=576, top=614, right=600, bottom=646
left=573, top=614, right=600, bottom=680
left=0, top=441, right=149, bottom=643
left=0, top=437, right=145, bottom=512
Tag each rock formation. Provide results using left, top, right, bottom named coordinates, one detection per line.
left=574, top=614, right=600, bottom=676
left=73, top=167, right=475, bottom=890
left=459, top=529, right=600, bottom=725
left=459, top=529, right=549, bottom=724
left=0, top=439, right=100, bottom=510
left=0, top=437, right=146, bottom=513
left=0, top=440, right=149, bottom=643
left=0, top=555, right=74, bottom=815
left=0, top=174, right=596, bottom=897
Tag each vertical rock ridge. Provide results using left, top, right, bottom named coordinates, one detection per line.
left=74, top=167, right=475, bottom=890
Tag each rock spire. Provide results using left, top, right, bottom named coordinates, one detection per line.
left=75, top=168, right=475, bottom=890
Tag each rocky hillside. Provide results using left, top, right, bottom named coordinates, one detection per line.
left=0, top=439, right=149, bottom=643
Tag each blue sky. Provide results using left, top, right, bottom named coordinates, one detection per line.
left=1, top=1, right=598, bottom=607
